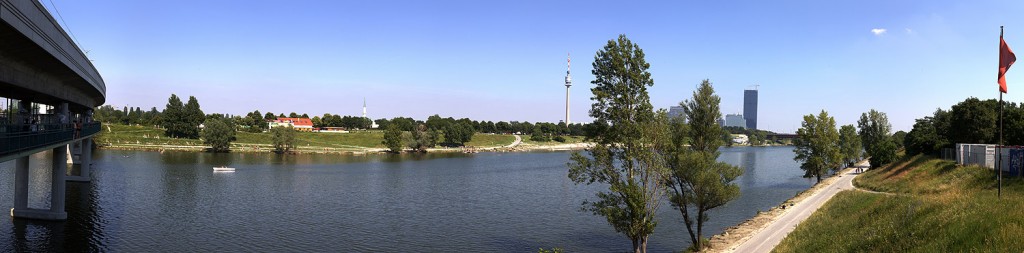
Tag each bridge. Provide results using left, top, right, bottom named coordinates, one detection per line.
left=1, top=0, right=105, bottom=220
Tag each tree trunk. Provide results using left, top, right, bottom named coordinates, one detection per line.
left=816, top=173, right=821, bottom=184
left=696, top=209, right=705, bottom=250
left=680, top=207, right=699, bottom=247
left=640, top=236, right=648, bottom=253
left=632, top=238, right=640, bottom=253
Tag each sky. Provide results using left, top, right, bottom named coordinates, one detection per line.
left=39, top=0, right=1024, bottom=133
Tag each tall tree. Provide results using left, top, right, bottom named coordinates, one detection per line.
left=857, top=109, right=894, bottom=168
left=183, top=96, right=205, bottom=139
left=382, top=123, right=404, bottom=153
left=664, top=79, right=742, bottom=251
left=568, top=35, right=666, bottom=253
left=162, top=94, right=189, bottom=138
left=794, top=110, right=841, bottom=183
left=838, top=124, right=862, bottom=167
left=202, top=117, right=235, bottom=152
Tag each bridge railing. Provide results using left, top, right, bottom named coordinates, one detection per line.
left=0, top=122, right=101, bottom=156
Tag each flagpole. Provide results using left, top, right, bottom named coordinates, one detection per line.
left=999, top=25, right=1004, bottom=198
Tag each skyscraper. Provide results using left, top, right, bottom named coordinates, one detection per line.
left=744, top=88, right=758, bottom=129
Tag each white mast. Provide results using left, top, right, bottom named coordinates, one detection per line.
left=564, top=53, right=572, bottom=125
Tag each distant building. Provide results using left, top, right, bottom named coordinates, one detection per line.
left=744, top=89, right=758, bottom=129
left=269, top=117, right=314, bottom=132
left=668, top=106, right=686, bottom=121
left=724, top=114, right=746, bottom=128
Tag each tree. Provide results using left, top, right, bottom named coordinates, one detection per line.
left=161, top=94, right=189, bottom=138
left=664, top=79, right=741, bottom=251
left=442, top=122, right=474, bottom=146
left=264, top=112, right=276, bottom=120
left=949, top=98, right=997, bottom=144
left=382, top=123, right=404, bottom=153
left=530, top=125, right=550, bottom=142
left=568, top=35, right=665, bottom=253
left=858, top=109, right=896, bottom=168
left=202, top=117, right=235, bottom=152
left=838, top=124, right=862, bottom=167
left=182, top=96, right=205, bottom=139
left=905, top=117, right=945, bottom=156
left=271, top=126, right=296, bottom=153
left=891, top=131, right=907, bottom=150
left=407, top=124, right=437, bottom=152
left=794, top=110, right=841, bottom=183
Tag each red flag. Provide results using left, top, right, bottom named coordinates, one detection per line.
left=1000, top=36, right=1016, bottom=93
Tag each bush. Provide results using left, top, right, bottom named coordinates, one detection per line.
left=553, top=136, right=566, bottom=142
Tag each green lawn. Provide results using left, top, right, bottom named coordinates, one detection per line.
left=773, top=155, right=1024, bottom=252
left=518, top=135, right=586, bottom=146
left=95, top=123, right=519, bottom=149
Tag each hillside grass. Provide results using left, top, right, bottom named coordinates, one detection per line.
left=773, top=155, right=1024, bottom=252
left=94, top=123, right=519, bottom=150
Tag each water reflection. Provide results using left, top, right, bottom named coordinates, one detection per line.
left=1, top=147, right=810, bottom=252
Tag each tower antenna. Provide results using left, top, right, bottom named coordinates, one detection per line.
left=564, top=53, right=572, bottom=125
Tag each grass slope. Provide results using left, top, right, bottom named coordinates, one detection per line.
left=773, top=155, right=1024, bottom=252
left=95, top=123, right=518, bottom=150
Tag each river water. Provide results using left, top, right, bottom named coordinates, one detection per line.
left=0, top=146, right=813, bottom=252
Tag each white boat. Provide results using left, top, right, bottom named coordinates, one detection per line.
left=213, top=166, right=235, bottom=172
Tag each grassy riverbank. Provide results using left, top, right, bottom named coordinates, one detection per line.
left=94, top=123, right=545, bottom=153
left=774, top=155, right=1024, bottom=252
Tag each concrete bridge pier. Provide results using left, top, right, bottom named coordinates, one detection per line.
left=10, top=145, right=68, bottom=220
left=67, top=139, right=92, bottom=182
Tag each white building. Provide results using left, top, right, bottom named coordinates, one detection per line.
left=724, top=114, right=746, bottom=128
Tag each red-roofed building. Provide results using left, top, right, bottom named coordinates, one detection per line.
left=269, top=117, right=314, bottom=132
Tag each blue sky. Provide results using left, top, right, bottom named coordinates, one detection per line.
left=42, top=0, right=1024, bottom=132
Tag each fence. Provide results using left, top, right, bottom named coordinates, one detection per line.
left=954, top=143, right=1023, bottom=177
left=0, top=122, right=101, bottom=156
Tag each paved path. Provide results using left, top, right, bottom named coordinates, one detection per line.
left=507, top=134, right=522, bottom=148
left=730, top=161, right=867, bottom=253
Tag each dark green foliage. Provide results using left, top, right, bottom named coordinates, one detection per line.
left=201, top=117, right=235, bottom=152
left=794, top=110, right=841, bottom=183
left=665, top=79, right=742, bottom=250
left=530, top=126, right=550, bottom=142
left=870, top=138, right=899, bottom=168
left=161, top=94, right=191, bottom=138
left=271, top=126, right=296, bottom=153
left=839, top=124, right=862, bottom=166
left=407, top=124, right=437, bottom=152
left=553, top=136, right=566, bottom=142
left=382, top=123, right=404, bottom=153
left=905, top=117, right=944, bottom=156
left=858, top=109, right=894, bottom=168
left=949, top=98, right=997, bottom=144
left=183, top=96, right=205, bottom=138
left=891, top=131, right=907, bottom=149
left=568, top=35, right=664, bottom=253
left=443, top=122, right=474, bottom=146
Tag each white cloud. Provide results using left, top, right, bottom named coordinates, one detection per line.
left=871, top=28, right=887, bottom=36
left=905, top=28, right=914, bottom=34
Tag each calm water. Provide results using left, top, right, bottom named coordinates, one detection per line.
left=0, top=146, right=813, bottom=252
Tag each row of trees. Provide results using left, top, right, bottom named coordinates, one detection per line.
left=568, top=35, right=742, bottom=252
left=903, top=97, right=1024, bottom=157
left=792, top=108, right=897, bottom=184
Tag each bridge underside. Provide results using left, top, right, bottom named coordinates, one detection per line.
left=0, top=21, right=103, bottom=112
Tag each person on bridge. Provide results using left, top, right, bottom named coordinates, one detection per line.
left=73, top=120, right=81, bottom=139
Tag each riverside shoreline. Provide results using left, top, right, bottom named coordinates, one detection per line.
left=703, top=159, right=869, bottom=253
left=97, top=142, right=594, bottom=155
